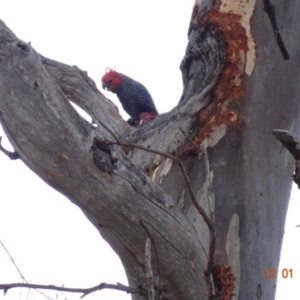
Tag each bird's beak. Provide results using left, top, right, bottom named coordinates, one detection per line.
left=102, top=82, right=108, bottom=90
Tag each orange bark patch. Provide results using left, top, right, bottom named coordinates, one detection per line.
left=213, top=265, right=236, bottom=300
left=194, top=10, right=248, bottom=145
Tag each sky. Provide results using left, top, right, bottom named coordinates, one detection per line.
left=0, top=1, right=299, bottom=300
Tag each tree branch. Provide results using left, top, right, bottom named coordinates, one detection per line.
left=103, top=127, right=213, bottom=231
left=98, top=121, right=214, bottom=233
left=263, top=0, right=290, bottom=60
left=0, top=240, right=52, bottom=300
left=272, top=129, right=300, bottom=160
left=0, top=18, right=211, bottom=300
left=0, top=282, right=142, bottom=298
left=273, top=129, right=300, bottom=188
left=0, top=240, right=25, bottom=281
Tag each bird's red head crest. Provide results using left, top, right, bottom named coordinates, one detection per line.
left=101, top=67, right=123, bottom=91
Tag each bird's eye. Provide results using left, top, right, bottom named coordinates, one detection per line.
left=109, top=79, right=113, bottom=83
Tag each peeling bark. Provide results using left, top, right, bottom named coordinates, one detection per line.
left=1, top=0, right=300, bottom=299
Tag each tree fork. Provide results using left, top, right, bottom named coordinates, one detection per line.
left=0, top=18, right=209, bottom=300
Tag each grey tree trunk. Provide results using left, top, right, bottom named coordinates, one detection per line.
left=0, top=1, right=299, bottom=299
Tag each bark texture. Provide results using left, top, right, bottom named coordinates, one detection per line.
left=0, top=1, right=300, bottom=299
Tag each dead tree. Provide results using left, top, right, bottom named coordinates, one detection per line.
left=0, top=1, right=299, bottom=299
